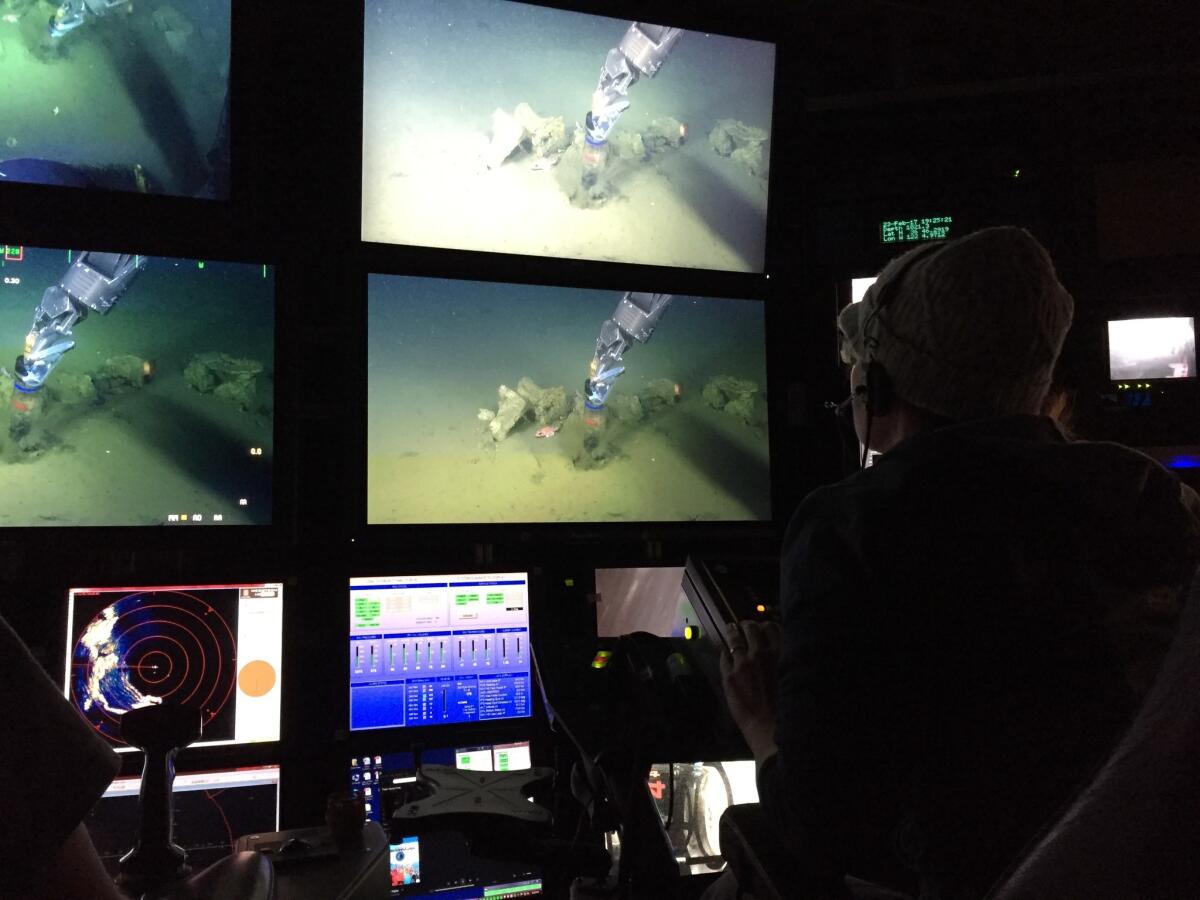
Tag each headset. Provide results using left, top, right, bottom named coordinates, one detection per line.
left=854, top=242, right=944, bottom=468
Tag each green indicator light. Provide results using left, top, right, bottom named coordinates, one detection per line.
left=68, top=249, right=73, bottom=263
left=262, top=264, right=267, bottom=279
left=198, top=261, right=205, bottom=269
left=1012, top=168, right=1022, bottom=179
left=564, top=577, right=574, bottom=587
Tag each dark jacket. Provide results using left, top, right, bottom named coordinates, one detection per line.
left=762, top=416, right=1200, bottom=899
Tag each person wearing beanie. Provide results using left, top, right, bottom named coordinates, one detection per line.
left=714, top=227, right=1200, bottom=899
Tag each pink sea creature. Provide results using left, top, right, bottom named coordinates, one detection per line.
left=535, top=425, right=558, bottom=438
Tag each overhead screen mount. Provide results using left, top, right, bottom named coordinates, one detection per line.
left=348, top=572, right=533, bottom=731
left=65, top=582, right=284, bottom=751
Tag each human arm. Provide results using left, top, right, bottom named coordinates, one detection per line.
left=0, top=616, right=121, bottom=897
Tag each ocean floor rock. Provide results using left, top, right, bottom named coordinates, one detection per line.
left=703, top=375, right=763, bottom=426
left=47, top=371, right=97, bottom=406
left=184, top=352, right=263, bottom=411
left=708, top=119, right=770, bottom=179
left=488, top=384, right=530, bottom=441
left=515, top=376, right=568, bottom=426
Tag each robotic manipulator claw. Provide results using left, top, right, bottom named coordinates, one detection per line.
left=13, top=251, right=145, bottom=399
left=584, top=293, right=673, bottom=411
left=583, top=22, right=682, bottom=177
left=48, top=0, right=131, bottom=38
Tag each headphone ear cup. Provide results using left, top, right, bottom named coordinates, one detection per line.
left=866, top=360, right=892, bottom=417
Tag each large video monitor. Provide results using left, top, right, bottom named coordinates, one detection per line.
left=1107, top=316, right=1196, bottom=381
left=362, top=1, right=776, bottom=272
left=349, top=572, right=532, bottom=731
left=0, top=2, right=231, bottom=198
left=0, top=244, right=274, bottom=526
left=367, top=274, right=771, bottom=525
left=85, top=765, right=280, bottom=878
left=65, top=582, right=284, bottom=750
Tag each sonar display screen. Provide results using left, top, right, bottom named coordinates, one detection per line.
left=0, top=244, right=273, bottom=526
left=362, top=0, right=775, bottom=272
left=66, top=582, right=283, bottom=751
left=349, top=573, right=532, bottom=731
left=0, top=0, right=231, bottom=198
left=367, top=275, right=771, bottom=525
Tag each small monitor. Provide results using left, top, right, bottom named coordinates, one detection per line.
left=85, top=765, right=280, bottom=878
left=646, top=760, right=758, bottom=875
left=350, top=740, right=533, bottom=824
left=367, top=274, right=771, bottom=525
left=851, top=276, right=877, bottom=304
left=1107, top=317, right=1196, bottom=381
left=0, top=2, right=231, bottom=198
left=65, top=582, right=284, bottom=750
left=362, top=1, right=776, bottom=272
left=0, top=244, right=274, bottom=526
left=349, top=573, right=532, bottom=730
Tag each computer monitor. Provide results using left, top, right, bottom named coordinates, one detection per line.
left=647, top=760, right=758, bottom=875
left=0, top=243, right=274, bottom=526
left=851, top=276, right=877, bottom=304
left=361, top=1, right=776, bottom=272
left=65, top=582, right=284, bottom=750
left=350, top=740, right=533, bottom=824
left=85, top=765, right=280, bottom=878
left=1107, top=316, right=1196, bottom=381
left=0, top=2, right=231, bottom=198
left=349, top=573, right=532, bottom=731
left=367, top=274, right=771, bottom=525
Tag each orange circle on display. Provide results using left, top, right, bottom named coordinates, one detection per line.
left=238, top=659, right=277, bottom=697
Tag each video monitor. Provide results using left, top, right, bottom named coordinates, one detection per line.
left=647, top=760, right=758, bottom=875
left=349, top=573, right=532, bottom=731
left=362, top=1, right=776, bottom=272
left=0, top=244, right=274, bottom=526
left=1108, top=317, right=1196, bottom=380
left=350, top=740, right=532, bottom=824
left=65, top=582, right=283, bottom=750
left=851, top=276, right=877, bottom=304
left=0, top=1, right=231, bottom=198
left=367, top=275, right=771, bottom=524
left=85, top=765, right=280, bottom=878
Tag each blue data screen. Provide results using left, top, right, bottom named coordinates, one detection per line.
left=349, top=574, right=532, bottom=730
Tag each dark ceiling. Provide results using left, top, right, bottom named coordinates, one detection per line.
left=795, top=0, right=1200, bottom=97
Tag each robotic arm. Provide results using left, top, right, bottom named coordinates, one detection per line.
left=584, top=292, right=672, bottom=410
left=13, top=251, right=145, bottom=397
left=583, top=22, right=682, bottom=183
left=48, top=0, right=130, bottom=38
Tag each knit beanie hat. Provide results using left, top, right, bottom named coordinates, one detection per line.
left=838, top=226, right=1074, bottom=421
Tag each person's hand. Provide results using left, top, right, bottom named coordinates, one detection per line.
left=720, top=620, right=781, bottom=764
